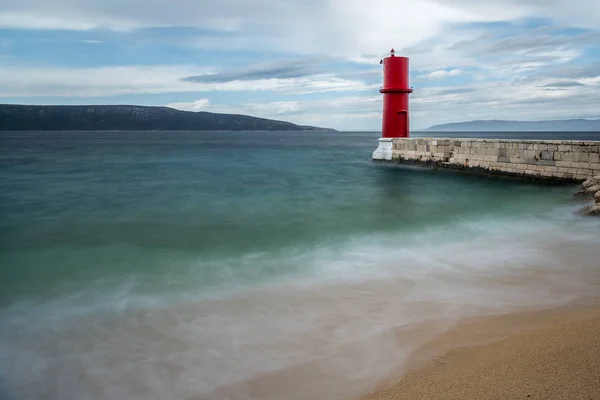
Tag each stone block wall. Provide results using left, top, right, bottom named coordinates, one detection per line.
left=383, top=138, right=600, bottom=181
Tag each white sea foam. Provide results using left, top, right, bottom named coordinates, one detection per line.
left=1, top=206, right=599, bottom=400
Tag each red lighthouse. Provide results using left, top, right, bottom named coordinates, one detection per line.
left=380, top=49, right=412, bottom=138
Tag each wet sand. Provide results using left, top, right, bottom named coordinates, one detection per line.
left=362, top=302, right=600, bottom=400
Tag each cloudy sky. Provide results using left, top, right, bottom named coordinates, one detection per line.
left=1, top=0, right=599, bottom=130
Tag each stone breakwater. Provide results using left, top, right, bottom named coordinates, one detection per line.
left=373, top=138, right=600, bottom=182
left=577, top=176, right=600, bottom=216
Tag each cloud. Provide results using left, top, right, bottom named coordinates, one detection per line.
left=249, top=101, right=300, bottom=114
left=541, top=81, right=584, bottom=88
left=0, top=65, right=372, bottom=97
left=182, top=60, right=322, bottom=83
left=409, top=75, right=600, bottom=128
left=4, top=0, right=599, bottom=56
left=80, top=40, right=103, bottom=44
left=394, top=23, right=598, bottom=79
left=542, top=63, right=600, bottom=79
left=441, top=88, right=475, bottom=94
left=184, top=96, right=384, bottom=129
left=421, top=69, right=463, bottom=79
left=448, top=30, right=600, bottom=55
left=166, top=99, right=210, bottom=111
left=0, top=13, right=100, bottom=30
left=1, top=0, right=599, bottom=130
left=188, top=69, right=600, bottom=130
left=0, top=65, right=212, bottom=97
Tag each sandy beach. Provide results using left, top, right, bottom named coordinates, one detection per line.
left=362, top=302, right=600, bottom=400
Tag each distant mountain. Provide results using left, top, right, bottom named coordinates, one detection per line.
left=0, top=104, right=336, bottom=132
left=425, top=119, right=600, bottom=132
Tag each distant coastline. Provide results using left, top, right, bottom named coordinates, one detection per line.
left=0, top=104, right=336, bottom=132
left=425, top=119, right=600, bottom=132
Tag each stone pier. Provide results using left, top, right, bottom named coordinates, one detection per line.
left=373, top=138, right=600, bottom=181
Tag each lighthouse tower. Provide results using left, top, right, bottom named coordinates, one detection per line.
left=373, top=49, right=413, bottom=160
left=380, top=49, right=412, bottom=138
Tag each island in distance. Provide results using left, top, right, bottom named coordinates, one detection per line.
left=425, top=119, right=600, bottom=132
left=0, top=104, right=336, bottom=132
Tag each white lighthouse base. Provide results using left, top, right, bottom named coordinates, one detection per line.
left=372, top=138, right=393, bottom=161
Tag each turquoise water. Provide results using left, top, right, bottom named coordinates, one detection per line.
left=1, top=131, right=600, bottom=400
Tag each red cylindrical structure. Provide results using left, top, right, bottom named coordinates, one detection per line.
left=380, top=49, right=412, bottom=138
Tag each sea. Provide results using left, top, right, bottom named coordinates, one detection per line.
left=1, top=130, right=600, bottom=400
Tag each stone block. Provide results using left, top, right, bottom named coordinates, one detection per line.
left=558, top=145, right=571, bottom=152
left=534, top=144, right=549, bottom=151
left=563, top=153, right=575, bottom=162
left=576, top=168, right=591, bottom=175
left=541, top=151, right=554, bottom=161
left=505, top=149, right=518, bottom=158
left=573, top=162, right=591, bottom=169
left=575, top=153, right=590, bottom=163
left=589, top=153, right=599, bottom=164
left=537, top=160, right=556, bottom=166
